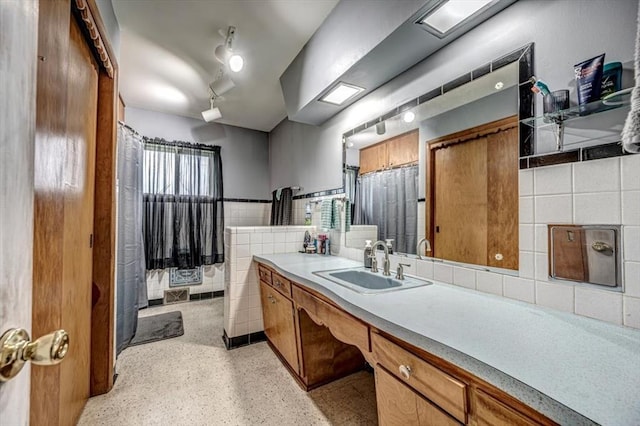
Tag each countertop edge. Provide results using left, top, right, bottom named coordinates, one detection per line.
left=253, top=254, right=595, bottom=426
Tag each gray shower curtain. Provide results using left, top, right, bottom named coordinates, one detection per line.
left=116, top=122, right=147, bottom=355
left=355, top=166, right=418, bottom=254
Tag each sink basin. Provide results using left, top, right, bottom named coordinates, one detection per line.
left=313, top=267, right=432, bottom=294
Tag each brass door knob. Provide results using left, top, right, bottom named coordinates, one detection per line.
left=0, top=328, right=69, bottom=382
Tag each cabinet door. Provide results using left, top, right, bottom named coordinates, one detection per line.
left=376, top=367, right=460, bottom=426
left=259, top=281, right=299, bottom=374
left=387, top=130, right=418, bottom=168
left=360, top=142, right=387, bottom=174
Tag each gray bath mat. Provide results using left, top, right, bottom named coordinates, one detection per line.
left=130, top=311, right=184, bottom=346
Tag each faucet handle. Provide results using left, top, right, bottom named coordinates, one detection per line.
left=370, top=254, right=379, bottom=273
left=396, top=263, right=411, bottom=280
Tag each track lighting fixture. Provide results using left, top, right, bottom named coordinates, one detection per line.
left=215, top=26, right=244, bottom=72
left=201, top=96, right=222, bottom=122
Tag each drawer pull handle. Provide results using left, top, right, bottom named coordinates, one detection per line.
left=267, top=294, right=276, bottom=304
left=399, top=365, right=412, bottom=380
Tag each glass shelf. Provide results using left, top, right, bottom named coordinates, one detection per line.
left=521, top=96, right=630, bottom=129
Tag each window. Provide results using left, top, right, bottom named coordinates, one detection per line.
left=142, top=139, right=224, bottom=270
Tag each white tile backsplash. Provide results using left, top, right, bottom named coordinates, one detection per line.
left=519, top=196, right=534, bottom=224
left=624, top=262, right=640, bottom=298
left=534, top=164, right=572, bottom=195
left=416, top=259, right=434, bottom=279
left=519, top=224, right=534, bottom=252
left=453, top=267, right=476, bottom=289
left=623, top=227, right=640, bottom=262
left=433, top=263, right=453, bottom=284
left=573, top=157, right=620, bottom=193
left=519, top=251, right=535, bottom=279
left=535, top=281, right=574, bottom=313
left=535, top=194, right=572, bottom=223
left=575, top=287, right=623, bottom=324
left=623, top=296, right=640, bottom=328
left=519, top=169, right=533, bottom=196
left=621, top=191, right=640, bottom=225
left=574, top=192, right=621, bottom=224
left=503, top=276, right=535, bottom=303
left=621, top=154, right=640, bottom=191
left=475, top=271, right=503, bottom=295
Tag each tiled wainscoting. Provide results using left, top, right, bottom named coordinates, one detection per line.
left=145, top=265, right=224, bottom=301
left=345, top=225, right=378, bottom=248
left=223, top=225, right=316, bottom=348
left=224, top=201, right=271, bottom=227
left=340, top=155, right=640, bottom=330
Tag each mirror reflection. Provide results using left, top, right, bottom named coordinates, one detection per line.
left=344, top=59, right=521, bottom=267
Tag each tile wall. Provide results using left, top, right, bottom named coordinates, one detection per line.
left=223, top=225, right=317, bottom=338
left=345, top=225, right=378, bottom=248
left=339, top=155, right=640, bottom=329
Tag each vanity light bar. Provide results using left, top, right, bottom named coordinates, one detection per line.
left=320, top=82, right=365, bottom=105
left=418, top=0, right=496, bottom=37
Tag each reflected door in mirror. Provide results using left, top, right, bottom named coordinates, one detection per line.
left=429, top=116, right=519, bottom=270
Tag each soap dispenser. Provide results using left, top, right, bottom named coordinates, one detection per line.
left=386, top=239, right=394, bottom=255
left=364, top=240, right=373, bottom=268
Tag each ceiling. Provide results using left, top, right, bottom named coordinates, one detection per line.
left=112, top=0, right=339, bottom=132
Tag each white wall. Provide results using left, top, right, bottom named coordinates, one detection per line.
left=126, top=107, right=271, bottom=200
left=269, top=0, right=638, bottom=195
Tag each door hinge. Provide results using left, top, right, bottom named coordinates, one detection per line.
left=89, top=234, right=94, bottom=248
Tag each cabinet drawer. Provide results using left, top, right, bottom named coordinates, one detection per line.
left=292, top=286, right=370, bottom=356
left=472, top=388, right=539, bottom=426
left=271, top=272, right=292, bottom=298
left=372, top=332, right=467, bottom=423
left=258, top=265, right=272, bottom=284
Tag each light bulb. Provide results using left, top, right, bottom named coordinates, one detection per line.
left=228, top=54, right=244, bottom=72
left=403, top=111, right=415, bottom=123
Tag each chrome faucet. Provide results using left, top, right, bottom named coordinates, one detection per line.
left=369, top=240, right=391, bottom=276
left=416, top=238, right=432, bottom=260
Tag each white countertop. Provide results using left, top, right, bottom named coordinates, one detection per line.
left=254, top=253, right=640, bottom=426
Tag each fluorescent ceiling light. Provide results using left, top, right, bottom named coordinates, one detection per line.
left=420, top=0, right=494, bottom=36
left=320, top=82, right=365, bottom=105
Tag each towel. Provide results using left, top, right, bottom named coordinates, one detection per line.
left=331, top=199, right=340, bottom=230
left=622, top=2, right=640, bottom=153
left=344, top=200, right=351, bottom=232
left=320, top=199, right=333, bottom=230
left=275, top=187, right=283, bottom=201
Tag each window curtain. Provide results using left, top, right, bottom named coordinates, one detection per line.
left=355, top=165, right=418, bottom=254
left=270, top=187, right=293, bottom=225
left=143, top=138, right=224, bottom=270
left=116, top=123, right=147, bottom=354
left=344, top=165, right=359, bottom=226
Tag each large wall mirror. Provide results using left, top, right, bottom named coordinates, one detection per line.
left=343, top=44, right=534, bottom=271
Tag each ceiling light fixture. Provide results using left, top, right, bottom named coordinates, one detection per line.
left=376, top=121, right=386, bottom=135
left=209, top=74, right=235, bottom=97
left=403, top=111, right=416, bottom=123
left=215, top=26, right=244, bottom=73
left=320, top=82, right=365, bottom=105
left=418, top=0, right=495, bottom=37
left=202, top=96, right=222, bottom=122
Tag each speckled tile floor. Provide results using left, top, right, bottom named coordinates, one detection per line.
left=78, top=298, right=378, bottom=426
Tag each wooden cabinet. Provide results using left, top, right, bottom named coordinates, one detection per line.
left=372, top=332, right=467, bottom=423
left=359, top=129, right=418, bottom=174
left=376, top=367, right=461, bottom=426
left=256, top=262, right=555, bottom=425
left=259, top=281, right=299, bottom=374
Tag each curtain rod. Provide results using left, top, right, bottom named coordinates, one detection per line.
left=143, top=136, right=220, bottom=152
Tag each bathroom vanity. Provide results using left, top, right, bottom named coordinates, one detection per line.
left=255, top=253, right=640, bottom=426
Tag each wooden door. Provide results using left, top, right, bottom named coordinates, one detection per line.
left=260, top=282, right=299, bottom=373
left=0, top=2, right=39, bottom=424
left=31, top=10, right=98, bottom=426
left=376, top=367, right=460, bottom=426
left=434, top=138, right=488, bottom=265
left=387, top=129, right=419, bottom=168
left=486, top=127, right=519, bottom=269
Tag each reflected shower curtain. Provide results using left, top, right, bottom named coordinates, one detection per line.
left=345, top=166, right=359, bottom=228
left=355, top=166, right=418, bottom=254
left=116, top=123, right=147, bottom=355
